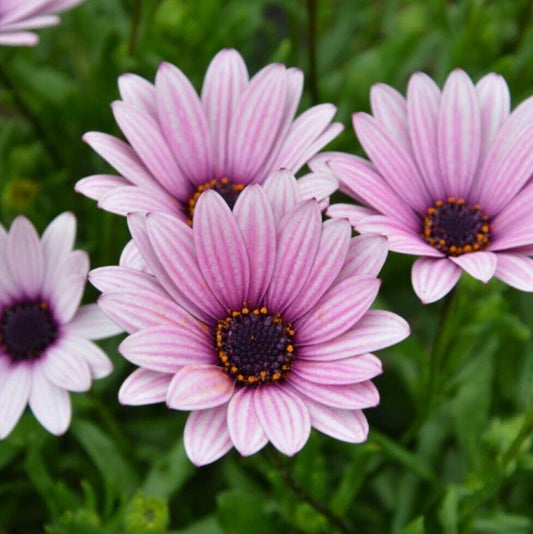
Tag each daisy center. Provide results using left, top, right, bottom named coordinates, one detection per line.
left=0, top=301, right=58, bottom=362
left=421, top=197, right=491, bottom=256
left=215, top=307, right=295, bottom=386
left=187, top=177, right=244, bottom=225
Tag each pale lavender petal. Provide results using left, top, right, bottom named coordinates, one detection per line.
left=65, top=336, right=113, bottom=379
left=370, top=83, right=409, bottom=151
left=75, top=174, right=129, bottom=201
left=227, top=64, right=288, bottom=182
left=119, top=325, right=213, bottom=373
left=353, top=112, right=431, bottom=212
left=50, top=273, right=87, bottom=324
left=201, top=49, right=248, bottom=176
left=298, top=310, right=410, bottom=361
left=41, top=211, right=76, bottom=265
left=193, top=191, right=250, bottom=310
left=297, top=172, right=338, bottom=204
left=119, top=240, right=145, bottom=271
left=43, top=249, right=88, bottom=299
left=328, top=154, right=420, bottom=230
left=112, top=101, right=191, bottom=200
left=254, top=386, right=310, bottom=456
left=8, top=216, right=44, bottom=298
left=476, top=73, right=510, bottom=161
left=118, top=73, right=157, bottom=118
left=296, top=275, right=381, bottom=345
left=306, top=399, right=369, bottom=443
left=356, top=215, right=444, bottom=257
left=450, top=251, right=497, bottom=282
left=286, top=218, right=351, bottom=320
left=438, top=69, right=481, bottom=198
left=119, top=368, right=172, bottom=406
left=288, top=378, right=379, bottom=410
left=184, top=406, right=233, bottom=466
left=0, top=32, right=38, bottom=46
left=293, top=354, right=382, bottom=385
left=0, top=363, right=31, bottom=439
left=227, top=388, right=268, bottom=456
left=166, top=365, right=234, bottom=410
left=89, top=266, right=166, bottom=296
left=262, top=169, right=303, bottom=223
left=494, top=253, right=533, bottom=291
left=265, top=200, right=321, bottom=312
left=29, top=366, right=71, bottom=435
left=156, top=62, right=213, bottom=184
left=42, top=341, right=92, bottom=392
left=407, top=72, right=446, bottom=200
left=411, top=257, right=462, bottom=304
left=233, top=185, right=276, bottom=304
left=326, top=203, right=378, bottom=227
left=335, top=234, right=389, bottom=283
left=98, top=185, right=181, bottom=216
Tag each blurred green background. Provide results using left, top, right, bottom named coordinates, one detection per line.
left=1, top=0, right=533, bottom=532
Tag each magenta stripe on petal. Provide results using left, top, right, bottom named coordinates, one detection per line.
left=166, top=365, right=234, bottom=411
left=254, top=386, right=310, bottom=456
left=184, top=406, right=233, bottom=466
left=411, top=257, right=462, bottom=304
left=119, top=368, right=172, bottom=406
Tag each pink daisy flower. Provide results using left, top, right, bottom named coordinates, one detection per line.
left=0, top=213, right=121, bottom=438
left=324, top=69, right=533, bottom=303
left=90, top=173, right=410, bottom=466
left=0, top=0, right=84, bottom=47
left=75, top=48, right=341, bottom=224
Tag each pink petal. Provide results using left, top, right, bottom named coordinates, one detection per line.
left=227, top=388, right=268, bottom=456
left=118, top=73, right=157, bottom=118
left=155, top=62, right=213, bottom=184
left=98, top=185, right=181, bottom=216
left=89, top=266, right=166, bottom=296
left=306, top=399, right=369, bottom=443
left=119, top=325, right=213, bottom=373
left=119, top=368, right=172, bottom=406
left=68, top=336, right=114, bottom=379
left=29, top=367, right=71, bottom=435
left=75, top=174, right=129, bottom=201
left=184, top=406, right=233, bottom=466
left=437, top=69, right=481, bottom=198
left=494, top=253, right=533, bottom=292
left=119, top=240, right=145, bottom=271
left=193, top=191, right=250, bottom=310
left=297, top=172, right=338, bottom=204
left=298, top=310, right=410, bottom=361
left=262, top=169, right=303, bottom=224
left=50, top=272, right=87, bottom=325
left=254, top=386, right=310, bottom=456
left=201, top=48, right=249, bottom=176
left=450, top=251, right=497, bottom=282
left=41, top=212, right=76, bottom=265
left=326, top=203, right=378, bottom=227
left=42, top=340, right=92, bottom=392
left=0, top=32, right=39, bottom=46
left=0, top=363, right=31, bottom=439
left=296, top=275, right=381, bottom=345
left=411, top=257, right=462, bottom=304
left=166, top=365, right=234, bottom=410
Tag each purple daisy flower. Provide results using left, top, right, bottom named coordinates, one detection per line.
left=0, top=213, right=121, bottom=438
left=91, top=173, right=410, bottom=466
left=324, top=69, right=533, bottom=303
left=75, top=48, right=341, bottom=223
left=0, top=0, right=84, bottom=46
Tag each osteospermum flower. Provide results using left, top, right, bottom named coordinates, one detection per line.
left=0, top=0, right=84, bottom=47
left=0, top=213, right=121, bottom=438
left=90, top=173, right=410, bottom=466
left=325, top=69, right=533, bottom=303
left=75, top=48, right=341, bottom=223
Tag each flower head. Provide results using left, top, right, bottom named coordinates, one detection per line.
left=325, top=69, right=533, bottom=303
left=0, top=0, right=84, bottom=46
left=76, top=49, right=341, bottom=223
left=0, top=213, right=121, bottom=438
left=91, top=173, right=409, bottom=466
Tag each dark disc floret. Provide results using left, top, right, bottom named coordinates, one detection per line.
left=421, top=197, right=491, bottom=256
left=215, top=307, right=295, bottom=386
left=187, top=177, right=244, bottom=225
left=0, top=301, right=58, bottom=362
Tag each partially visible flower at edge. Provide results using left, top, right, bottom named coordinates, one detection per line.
left=0, top=213, right=122, bottom=438
left=322, top=69, right=533, bottom=303
left=90, top=172, right=410, bottom=466
left=0, top=0, right=85, bottom=47
left=76, top=48, right=341, bottom=224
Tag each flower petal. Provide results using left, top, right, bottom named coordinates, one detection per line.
left=254, top=386, right=310, bottom=456
left=262, top=169, right=303, bottom=224
left=411, top=257, right=462, bottom=304
left=326, top=203, right=378, bottom=227
left=0, top=363, right=31, bottom=439
left=75, top=175, right=129, bottom=201
left=41, top=212, right=76, bottom=266
left=98, top=185, right=181, bottom=216
left=450, top=251, right=497, bottom=283
left=494, top=253, right=533, bottom=292
left=89, top=266, right=166, bottom=296
left=119, top=368, right=172, bottom=406
left=166, top=365, right=234, bottom=411
left=118, top=73, right=157, bottom=118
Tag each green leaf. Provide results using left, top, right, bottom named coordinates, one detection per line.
left=402, top=516, right=426, bottom=534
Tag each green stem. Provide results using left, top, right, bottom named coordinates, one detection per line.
left=306, top=0, right=319, bottom=105
left=501, top=403, right=533, bottom=469
left=268, top=447, right=353, bottom=534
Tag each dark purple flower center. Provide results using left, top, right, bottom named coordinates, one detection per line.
left=0, top=301, right=58, bottom=362
left=215, top=307, right=295, bottom=386
left=187, top=177, right=244, bottom=225
left=421, top=197, right=491, bottom=256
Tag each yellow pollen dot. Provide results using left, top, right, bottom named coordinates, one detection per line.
left=260, top=307, right=268, bottom=314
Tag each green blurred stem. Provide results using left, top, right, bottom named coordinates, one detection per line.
left=268, top=447, right=352, bottom=534
left=306, top=0, right=319, bottom=105
left=501, top=402, right=533, bottom=469
left=0, top=63, right=63, bottom=170
left=128, top=0, right=143, bottom=56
